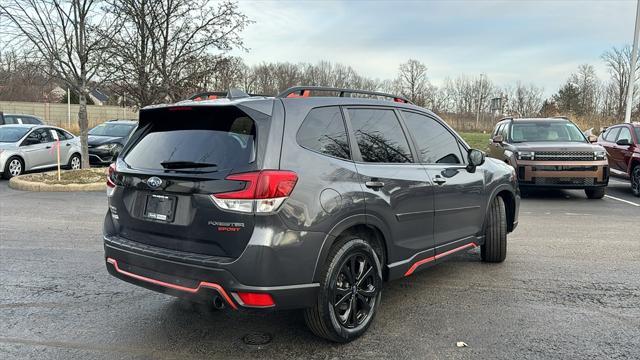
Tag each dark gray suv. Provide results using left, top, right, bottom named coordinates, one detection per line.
left=103, top=87, right=520, bottom=342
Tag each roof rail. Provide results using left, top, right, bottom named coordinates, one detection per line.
left=188, top=88, right=270, bottom=101
left=498, top=117, right=514, bottom=122
left=552, top=116, right=570, bottom=120
left=276, top=86, right=413, bottom=104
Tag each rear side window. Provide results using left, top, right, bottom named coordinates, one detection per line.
left=125, top=107, right=256, bottom=172
left=401, top=111, right=463, bottom=164
left=297, top=107, right=350, bottom=160
left=55, top=129, right=74, bottom=140
left=348, top=108, right=412, bottom=163
left=23, top=117, right=41, bottom=124
left=604, top=127, right=621, bottom=142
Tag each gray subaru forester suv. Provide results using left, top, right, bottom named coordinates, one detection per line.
left=103, top=87, right=520, bottom=342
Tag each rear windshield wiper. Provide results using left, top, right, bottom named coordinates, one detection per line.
left=160, top=161, right=218, bottom=169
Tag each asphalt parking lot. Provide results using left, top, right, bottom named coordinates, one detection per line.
left=0, top=178, right=638, bottom=360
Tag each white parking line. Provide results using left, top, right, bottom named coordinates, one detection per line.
left=604, top=195, right=640, bottom=207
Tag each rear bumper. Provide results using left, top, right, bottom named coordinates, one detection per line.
left=104, top=234, right=320, bottom=311
left=515, top=160, right=609, bottom=189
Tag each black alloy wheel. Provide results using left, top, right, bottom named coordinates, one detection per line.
left=330, top=252, right=379, bottom=329
left=632, top=165, right=640, bottom=197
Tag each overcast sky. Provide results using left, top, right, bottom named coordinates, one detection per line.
left=232, top=0, right=639, bottom=96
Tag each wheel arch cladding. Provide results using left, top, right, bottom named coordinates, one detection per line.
left=496, top=190, right=516, bottom=233
left=314, top=220, right=389, bottom=282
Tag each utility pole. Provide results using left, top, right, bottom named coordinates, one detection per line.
left=67, top=88, right=71, bottom=128
left=625, top=0, right=640, bottom=123
left=475, top=73, right=484, bottom=130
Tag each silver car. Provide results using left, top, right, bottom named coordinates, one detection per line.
left=0, top=124, right=81, bottom=179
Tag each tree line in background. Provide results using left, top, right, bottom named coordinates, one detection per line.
left=1, top=0, right=639, bottom=167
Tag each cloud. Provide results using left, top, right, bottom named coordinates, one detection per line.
left=233, top=0, right=638, bottom=96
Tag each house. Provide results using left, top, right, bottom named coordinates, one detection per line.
left=49, top=86, right=110, bottom=105
left=89, top=89, right=109, bottom=106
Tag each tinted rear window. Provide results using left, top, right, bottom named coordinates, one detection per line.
left=124, top=107, right=256, bottom=172
left=348, top=108, right=413, bottom=163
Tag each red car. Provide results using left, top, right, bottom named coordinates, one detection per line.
left=597, top=122, right=640, bottom=197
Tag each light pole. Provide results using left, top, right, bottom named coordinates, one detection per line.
left=67, top=88, right=71, bottom=128
left=475, top=73, right=484, bottom=130
left=625, top=0, right=640, bottom=123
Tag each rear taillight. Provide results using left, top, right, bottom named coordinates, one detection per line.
left=211, top=170, right=298, bottom=214
left=107, top=163, right=116, bottom=188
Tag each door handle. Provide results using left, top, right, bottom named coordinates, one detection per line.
left=66, top=143, right=71, bottom=147
left=433, top=175, right=446, bottom=185
left=46, top=146, right=51, bottom=149
left=365, top=180, right=385, bottom=189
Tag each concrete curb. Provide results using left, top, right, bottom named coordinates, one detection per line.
left=9, top=174, right=105, bottom=192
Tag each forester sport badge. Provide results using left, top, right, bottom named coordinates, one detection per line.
left=146, top=176, right=162, bottom=189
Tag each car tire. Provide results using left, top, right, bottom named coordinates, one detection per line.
left=584, top=187, right=605, bottom=199
left=2, top=156, right=24, bottom=179
left=481, top=196, right=507, bottom=263
left=304, top=235, right=383, bottom=343
left=631, top=165, right=640, bottom=197
left=66, top=153, right=81, bottom=170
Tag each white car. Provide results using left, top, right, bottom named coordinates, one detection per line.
left=0, top=124, right=81, bottom=179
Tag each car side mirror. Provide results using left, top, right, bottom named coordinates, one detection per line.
left=492, top=135, right=503, bottom=143
left=467, top=148, right=485, bottom=172
left=588, top=135, right=598, bottom=143
left=616, top=138, right=632, bottom=146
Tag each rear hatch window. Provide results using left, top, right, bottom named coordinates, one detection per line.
left=125, top=107, right=256, bottom=173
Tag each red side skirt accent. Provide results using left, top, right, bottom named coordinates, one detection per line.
left=404, top=242, right=478, bottom=277
left=106, top=258, right=238, bottom=310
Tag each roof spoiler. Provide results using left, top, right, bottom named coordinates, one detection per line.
left=188, top=89, right=270, bottom=101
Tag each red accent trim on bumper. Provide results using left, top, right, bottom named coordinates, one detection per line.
left=106, top=257, right=238, bottom=310
left=404, top=242, right=478, bottom=276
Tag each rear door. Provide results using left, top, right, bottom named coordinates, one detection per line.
left=344, top=107, right=435, bottom=263
left=400, top=110, right=484, bottom=252
left=110, top=105, right=272, bottom=259
left=54, top=129, right=73, bottom=162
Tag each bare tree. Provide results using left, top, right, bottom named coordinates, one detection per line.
left=0, top=50, right=56, bottom=101
left=1, top=0, right=120, bottom=168
left=601, top=45, right=640, bottom=116
left=107, top=0, right=251, bottom=106
left=396, top=59, right=429, bottom=106
left=504, top=82, right=544, bottom=117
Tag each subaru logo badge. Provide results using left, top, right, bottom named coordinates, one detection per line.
left=147, top=176, right=162, bottom=189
